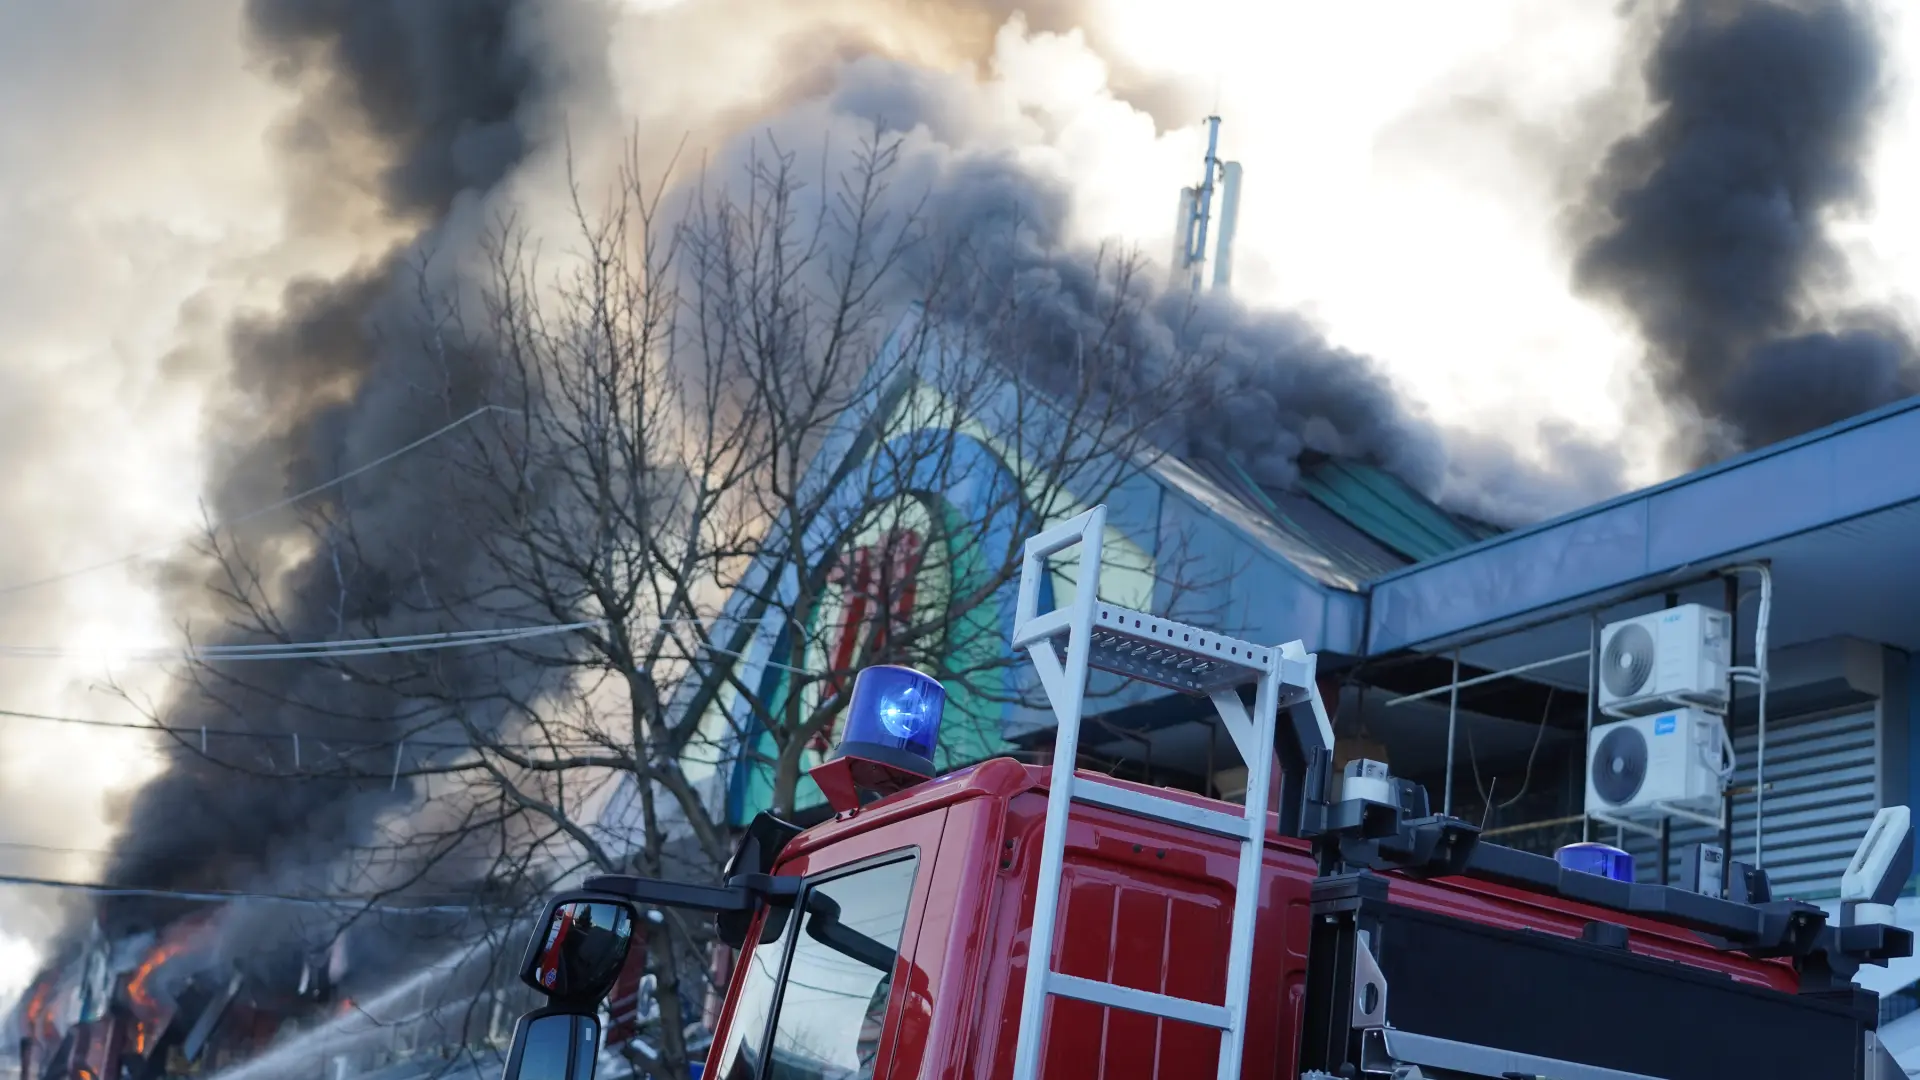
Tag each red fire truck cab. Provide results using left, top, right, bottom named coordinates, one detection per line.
left=699, top=758, right=1915, bottom=1080
left=498, top=507, right=1915, bottom=1080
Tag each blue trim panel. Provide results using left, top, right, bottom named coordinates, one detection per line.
left=1367, top=399, right=1920, bottom=653
left=1908, top=652, right=1920, bottom=833
left=1371, top=395, right=1920, bottom=591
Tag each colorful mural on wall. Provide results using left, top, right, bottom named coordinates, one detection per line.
left=704, top=377, right=1158, bottom=825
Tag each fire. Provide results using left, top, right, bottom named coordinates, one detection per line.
left=126, top=938, right=191, bottom=1013
left=123, top=930, right=205, bottom=1058
left=131, top=1011, right=160, bottom=1056
left=23, top=977, right=57, bottom=1040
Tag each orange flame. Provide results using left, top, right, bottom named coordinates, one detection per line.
left=126, top=939, right=192, bottom=1014
left=23, top=977, right=57, bottom=1040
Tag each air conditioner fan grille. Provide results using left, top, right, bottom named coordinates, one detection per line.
left=1590, top=724, right=1648, bottom=806
left=1602, top=622, right=1656, bottom=699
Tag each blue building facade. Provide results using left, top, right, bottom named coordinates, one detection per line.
left=670, top=345, right=1920, bottom=1052
left=676, top=320, right=1501, bottom=823
left=680, top=321, right=1920, bottom=910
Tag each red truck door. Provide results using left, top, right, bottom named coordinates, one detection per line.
left=704, top=806, right=950, bottom=1080
left=961, top=782, right=1306, bottom=1080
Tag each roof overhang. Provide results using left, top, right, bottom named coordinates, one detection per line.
left=1366, top=396, right=1920, bottom=659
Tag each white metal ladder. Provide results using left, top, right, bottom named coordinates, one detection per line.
left=1007, top=505, right=1333, bottom=1080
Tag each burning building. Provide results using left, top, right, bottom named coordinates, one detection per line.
left=7, top=909, right=363, bottom=1080
left=6, top=896, right=674, bottom=1080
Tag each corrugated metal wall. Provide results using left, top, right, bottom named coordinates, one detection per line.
left=1624, top=706, right=1880, bottom=900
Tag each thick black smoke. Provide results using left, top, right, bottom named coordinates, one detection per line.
left=933, top=166, right=1447, bottom=491
left=96, top=0, right=586, bottom=935
left=734, top=58, right=1590, bottom=517
left=1577, top=0, right=1915, bottom=462
left=84, top=0, right=1587, bottom=951
left=90, top=0, right=1211, bottom=948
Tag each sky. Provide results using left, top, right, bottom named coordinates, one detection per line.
left=1072, top=4, right=1644, bottom=446
left=1, top=0, right=1918, bottom=1008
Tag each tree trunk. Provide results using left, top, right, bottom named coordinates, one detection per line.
left=626, top=667, right=732, bottom=867
left=770, top=739, right=807, bottom=820
left=634, top=753, right=693, bottom=1080
left=645, top=928, right=695, bottom=1080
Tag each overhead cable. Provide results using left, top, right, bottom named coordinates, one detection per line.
left=0, top=619, right=604, bottom=664
left=0, top=706, right=616, bottom=756
left=0, top=872, right=497, bottom=914
left=0, top=404, right=519, bottom=599
left=0, top=612, right=756, bottom=664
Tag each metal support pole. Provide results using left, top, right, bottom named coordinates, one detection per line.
left=1720, top=575, right=1739, bottom=860
left=1756, top=604, right=1770, bottom=870
left=1659, top=590, right=1679, bottom=883
left=1584, top=614, right=1599, bottom=842
left=1354, top=683, right=1368, bottom=756
left=1444, top=649, right=1461, bottom=817
left=1725, top=564, right=1774, bottom=870
left=1205, top=714, right=1218, bottom=800
left=1658, top=818, right=1672, bottom=886
left=1383, top=649, right=1589, bottom=707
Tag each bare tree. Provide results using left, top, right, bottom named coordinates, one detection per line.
left=122, top=127, right=1215, bottom=1080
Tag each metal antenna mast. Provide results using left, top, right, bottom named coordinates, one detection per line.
left=1170, top=116, right=1244, bottom=295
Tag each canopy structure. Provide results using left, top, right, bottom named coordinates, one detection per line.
left=671, top=307, right=1920, bottom=920
left=1346, top=398, right=1920, bottom=1049
left=1368, top=397, right=1920, bottom=661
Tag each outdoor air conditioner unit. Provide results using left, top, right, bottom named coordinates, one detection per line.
left=1597, top=604, right=1732, bottom=717
left=1585, top=708, right=1731, bottom=824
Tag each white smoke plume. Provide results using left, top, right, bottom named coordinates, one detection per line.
left=0, top=0, right=289, bottom=1005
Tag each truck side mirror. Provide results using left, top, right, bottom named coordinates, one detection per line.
left=718, top=812, right=803, bottom=948
left=518, top=896, right=638, bottom=1004
left=501, top=872, right=806, bottom=1080
left=500, top=1008, right=602, bottom=1080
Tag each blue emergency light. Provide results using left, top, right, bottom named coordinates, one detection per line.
left=831, top=665, right=946, bottom=776
left=1555, top=841, right=1635, bottom=883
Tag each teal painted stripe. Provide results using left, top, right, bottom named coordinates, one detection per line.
left=1298, top=460, right=1477, bottom=562
left=1223, top=454, right=1310, bottom=539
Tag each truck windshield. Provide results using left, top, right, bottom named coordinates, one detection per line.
left=709, top=855, right=918, bottom=1080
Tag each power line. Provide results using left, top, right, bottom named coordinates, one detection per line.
left=0, top=705, right=630, bottom=757
left=163, top=624, right=587, bottom=654
left=0, top=839, right=515, bottom=867
left=0, top=619, right=603, bottom=664
left=0, top=840, right=113, bottom=858
left=0, top=405, right=519, bottom=600
left=0, top=872, right=495, bottom=915
left=0, top=612, right=756, bottom=665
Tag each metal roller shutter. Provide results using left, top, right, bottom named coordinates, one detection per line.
left=1620, top=706, right=1880, bottom=900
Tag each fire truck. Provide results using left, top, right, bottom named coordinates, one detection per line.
left=493, top=506, right=1917, bottom=1080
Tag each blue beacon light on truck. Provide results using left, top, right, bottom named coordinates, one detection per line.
left=832, top=664, right=946, bottom=776
left=1555, top=841, right=1635, bottom=883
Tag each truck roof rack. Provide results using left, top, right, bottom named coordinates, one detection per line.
left=1006, top=505, right=1911, bottom=1080
left=1007, top=504, right=1308, bottom=1080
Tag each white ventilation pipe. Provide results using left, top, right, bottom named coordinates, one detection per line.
left=1725, top=564, right=1773, bottom=869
